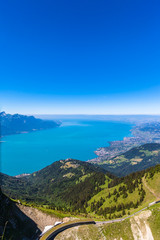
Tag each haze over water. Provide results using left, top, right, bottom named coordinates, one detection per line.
left=1, top=117, right=133, bottom=176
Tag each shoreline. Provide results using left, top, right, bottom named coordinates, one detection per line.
left=89, top=121, right=160, bottom=163
left=1, top=120, right=133, bottom=176
left=3, top=119, right=160, bottom=176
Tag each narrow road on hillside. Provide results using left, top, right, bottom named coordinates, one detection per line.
left=39, top=200, right=160, bottom=240
left=39, top=220, right=96, bottom=240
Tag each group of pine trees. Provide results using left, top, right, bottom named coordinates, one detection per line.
left=89, top=181, right=146, bottom=218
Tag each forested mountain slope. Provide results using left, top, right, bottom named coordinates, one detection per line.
left=1, top=157, right=160, bottom=221
left=1, top=159, right=110, bottom=212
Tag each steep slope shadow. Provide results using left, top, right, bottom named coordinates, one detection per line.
left=0, top=188, right=41, bottom=240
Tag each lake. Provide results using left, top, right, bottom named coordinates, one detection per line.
left=1, top=119, right=133, bottom=176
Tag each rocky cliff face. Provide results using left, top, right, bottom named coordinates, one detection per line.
left=0, top=189, right=40, bottom=240
left=17, top=204, right=62, bottom=232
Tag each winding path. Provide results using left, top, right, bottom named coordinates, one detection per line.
left=39, top=200, right=160, bottom=240
left=39, top=220, right=96, bottom=240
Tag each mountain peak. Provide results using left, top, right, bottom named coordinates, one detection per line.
left=0, top=111, right=6, bottom=116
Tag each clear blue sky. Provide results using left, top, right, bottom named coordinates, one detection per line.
left=0, top=0, right=160, bottom=114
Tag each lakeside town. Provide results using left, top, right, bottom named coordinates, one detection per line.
left=89, top=121, right=160, bottom=163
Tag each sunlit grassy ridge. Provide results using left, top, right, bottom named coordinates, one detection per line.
left=86, top=164, right=160, bottom=219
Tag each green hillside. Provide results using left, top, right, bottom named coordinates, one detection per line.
left=99, top=143, right=160, bottom=177
left=1, top=159, right=112, bottom=213
left=86, top=164, right=160, bottom=220
left=2, top=157, right=160, bottom=221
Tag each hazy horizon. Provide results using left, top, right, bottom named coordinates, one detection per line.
left=35, top=114, right=160, bottom=123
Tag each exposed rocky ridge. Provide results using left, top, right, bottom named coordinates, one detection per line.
left=17, top=204, right=61, bottom=231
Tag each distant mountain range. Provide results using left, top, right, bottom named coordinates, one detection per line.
left=0, top=111, right=61, bottom=137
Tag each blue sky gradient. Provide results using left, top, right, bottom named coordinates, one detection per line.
left=0, top=0, right=160, bottom=114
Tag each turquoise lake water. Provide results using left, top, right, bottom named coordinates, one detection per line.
left=1, top=119, right=133, bottom=176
